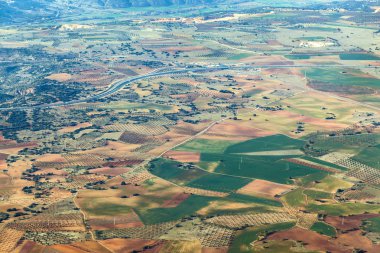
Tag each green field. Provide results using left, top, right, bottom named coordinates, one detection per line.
left=186, top=174, right=252, bottom=192
left=304, top=189, right=333, bottom=201
left=299, top=171, right=329, bottom=186
left=352, top=144, right=380, bottom=169
left=296, top=36, right=326, bottom=41
left=307, top=203, right=380, bottom=216
left=362, top=216, right=380, bottom=233
left=81, top=201, right=133, bottom=216
left=193, top=135, right=322, bottom=184
left=228, top=222, right=295, bottom=253
left=339, top=53, right=380, bottom=61
left=203, top=153, right=321, bottom=184
left=171, top=135, right=323, bottom=184
left=225, top=135, right=305, bottom=153
left=284, top=189, right=305, bottom=207
left=174, top=138, right=238, bottom=153
left=306, top=68, right=380, bottom=89
left=310, top=221, right=337, bottom=237
left=135, top=195, right=216, bottom=224
left=226, top=193, right=283, bottom=207
left=285, top=54, right=311, bottom=60
left=148, top=158, right=207, bottom=185
left=228, top=53, right=252, bottom=60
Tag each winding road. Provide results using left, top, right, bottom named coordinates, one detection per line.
left=0, top=64, right=378, bottom=111
left=0, top=66, right=228, bottom=111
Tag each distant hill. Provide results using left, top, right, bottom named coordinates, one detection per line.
left=103, top=0, right=215, bottom=8
left=0, top=0, right=218, bottom=23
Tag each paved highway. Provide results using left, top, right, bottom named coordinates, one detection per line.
left=0, top=64, right=378, bottom=111
left=0, top=66, right=228, bottom=111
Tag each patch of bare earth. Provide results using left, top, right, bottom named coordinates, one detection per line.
left=162, top=193, right=191, bottom=208
left=100, top=239, right=162, bottom=253
left=202, top=247, right=228, bottom=253
left=237, top=179, right=294, bottom=197
left=164, top=150, right=200, bottom=163
left=325, top=214, right=380, bottom=232
left=202, top=121, right=274, bottom=141
left=45, top=73, right=72, bottom=82
left=267, top=227, right=351, bottom=253
left=90, top=167, right=131, bottom=177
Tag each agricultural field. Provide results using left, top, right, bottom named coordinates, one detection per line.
left=0, top=0, right=380, bottom=252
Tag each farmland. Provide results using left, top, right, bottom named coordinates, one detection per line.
left=0, top=0, right=380, bottom=252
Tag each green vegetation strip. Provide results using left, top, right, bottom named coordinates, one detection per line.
left=307, top=68, right=380, bottom=89
left=352, top=144, right=380, bottom=169
left=148, top=158, right=207, bottom=185
left=362, top=217, right=380, bottom=233
left=339, top=53, right=380, bottom=61
left=307, top=203, right=380, bottom=216
left=310, top=221, right=336, bottom=237
left=284, top=189, right=305, bottom=207
left=174, top=138, right=238, bottom=153
left=186, top=174, right=252, bottom=193
left=135, top=195, right=217, bottom=225
left=228, top=222, right=295, bottom=253
left=304, top=189, right=332, bottom=200
left=226, top=193, right=283, bottom=207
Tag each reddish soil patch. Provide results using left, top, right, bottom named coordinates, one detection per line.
left=162, top=193, right=190, bottom=208
left=100, top=239, right=162, bottom=253
left=45, top=73, right=72, bottom=82
left=271, top=110, right=349, bottom=130
left=0, top=152, right=8, bottom=170
left=262, top=67, right=303, bottom=77
left=207, top=122, right=258, bottom=137
left=267, top=40, right=282, bottom=46
left=50, top=241, right=112, bottom=253
left=0, top=140, right=37, bottom=150
left=237, top=179, right=294, bottom=197
left=58, top=122, right=92, bottom=133
left=0, top=153, right=8, bottom=160
left=202, top=247, right=228, bottom=253
left=269, top=225, right=380, bottom=253
left=172, top=120, right=212, bottom=136
left=33, top=168, right=68, bottom=176
left=203, top=121, right=274, bottom=141
left=89, top=210, right=144, bottom=230
left=335, top=230, right=380, bottom=253
left=325, top=213, right=380, bottom=232
left=164, top=150, right=200, bottom=163
left=287, top=158, right=338, bottom=173
left=0, top=161, right=6, bottom=170
left=89, top=219, right=144, bottom=230
left=267, top=227, right=352, bottom=253
left=90, top=167, right=131, bottom=177
left=35, top=154, right=66, bottom=163
left=19, top=241, right=39, bottom=253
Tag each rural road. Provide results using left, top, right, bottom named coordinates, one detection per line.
left=0, top=64, right=378, bottom=111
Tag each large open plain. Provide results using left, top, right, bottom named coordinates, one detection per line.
left=0, top=0, right=380, bottom=252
